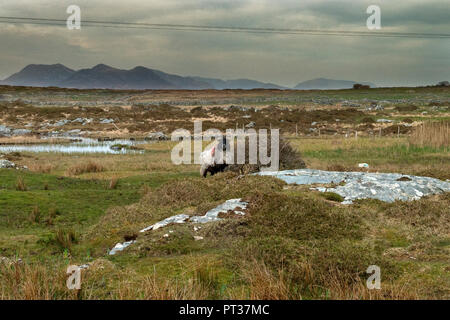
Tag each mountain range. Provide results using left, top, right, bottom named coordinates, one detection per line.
left=0, top=63, right=376, bottom=90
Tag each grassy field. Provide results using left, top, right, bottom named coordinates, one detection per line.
left=1, top=133, right=448, bottom=299
left=0, top=86, right=448, bottom=299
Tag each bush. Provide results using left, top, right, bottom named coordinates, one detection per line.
left=225, top=138, right=306, bottom=174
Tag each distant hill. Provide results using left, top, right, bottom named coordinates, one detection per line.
left=294, top=78, right=376, bottom=90
left=60, top=64, right=179, bottom=89
left=0, top=63, right=286, bottom=90
left=0, top=64, right=376, bottom=90
left=1, top=64, right=75, bottom=87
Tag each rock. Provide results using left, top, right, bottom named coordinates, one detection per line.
left=0, top=160, right=16, bottom=168
left=99, top=118, right=114, bottom=124
left=11, top=129, right=32, bottom=136
left=51, top=119, right=69, bottom=127
left=140, top=199, right=248, bottom=232
left=377, top=119, right=393, bottom=123
left=365, top=104, right=384, bottom=111
left=108, top=240, right=135, bottom=255
left=0, top=256, right=22, bottom=266
left=145, top=132, right=169, bottom=141
left=0, top=125, right=11, bottom=136
left=227, top=105, right=249, bottom=112
left=245, top=121, right=256, bottom=128
left=256, top=169, right=450, bottom=204
left=189, top=198, right=248, bottom=223
left=64, top=129, right=82, bottom=136
left=140, top=214, right=190, bottom=233
left=194, top=236, right=204, bottom=241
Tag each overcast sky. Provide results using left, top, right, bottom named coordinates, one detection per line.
left=0, top=0, right=449, bottom=87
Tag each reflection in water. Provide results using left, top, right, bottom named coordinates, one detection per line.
left=0, top=138, right=146, bottom=154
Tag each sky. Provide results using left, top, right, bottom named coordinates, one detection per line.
left=0, top=0, right=449, bottom=87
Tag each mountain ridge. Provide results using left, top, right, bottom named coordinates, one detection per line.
left=0, top=64, right=376, bottom=90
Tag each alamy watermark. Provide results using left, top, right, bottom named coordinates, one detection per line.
left=366, top=265, right=381, bottom=290
left=66, top=265, right=81, bottom=290
left=65, top=5, right=381, bottom=31
left=67, top=5, right=81, bottom=30
left=170, top=121, right=280, bottom=172
left=367, top=5, right=381, bottom=30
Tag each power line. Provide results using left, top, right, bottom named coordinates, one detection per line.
left=0, top=16, right=449, bottom=39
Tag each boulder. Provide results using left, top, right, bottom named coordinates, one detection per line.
left=11, top=129, right=32, bottom=136
left=245, top=121, right=256, bottom=128
left=0, top=160, right=16, bottom=169
left=0, top=125, right=11, bottom=136
left=146, top=132, right=169, bottom=141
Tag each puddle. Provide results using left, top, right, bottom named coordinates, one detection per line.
left=0, top=137, right=146, bottom=154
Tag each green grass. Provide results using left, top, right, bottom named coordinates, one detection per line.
left=0, top=86, right=448, bottom=299
left=302, top=142, right=449, bottom=164
left=1, top=139, right=449, bottom=299
left=0, top=169, right=196, bottom=258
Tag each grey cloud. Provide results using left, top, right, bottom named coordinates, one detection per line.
left=0, top=0, right=448, bottom=86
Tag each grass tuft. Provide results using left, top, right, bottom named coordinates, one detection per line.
left=15, top=176, right=27, bottom=191
left=66, top=161, right=106, bottom=176
left=29, top=206, right=40, bottom=223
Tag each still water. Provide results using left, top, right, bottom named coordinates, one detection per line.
left=0, top=138, right=146, bottom=154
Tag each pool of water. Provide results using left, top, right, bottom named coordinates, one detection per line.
left=0, top=138, right=147, bottom=154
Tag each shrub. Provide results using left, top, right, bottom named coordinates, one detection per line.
left=225, top=138, right=306, bottom=174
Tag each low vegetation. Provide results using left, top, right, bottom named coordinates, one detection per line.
left=0, top=86, right=448, bottom=300
left=409, top=121, right=449, bottom=149
left=66, top=161, right=106, bottom=176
